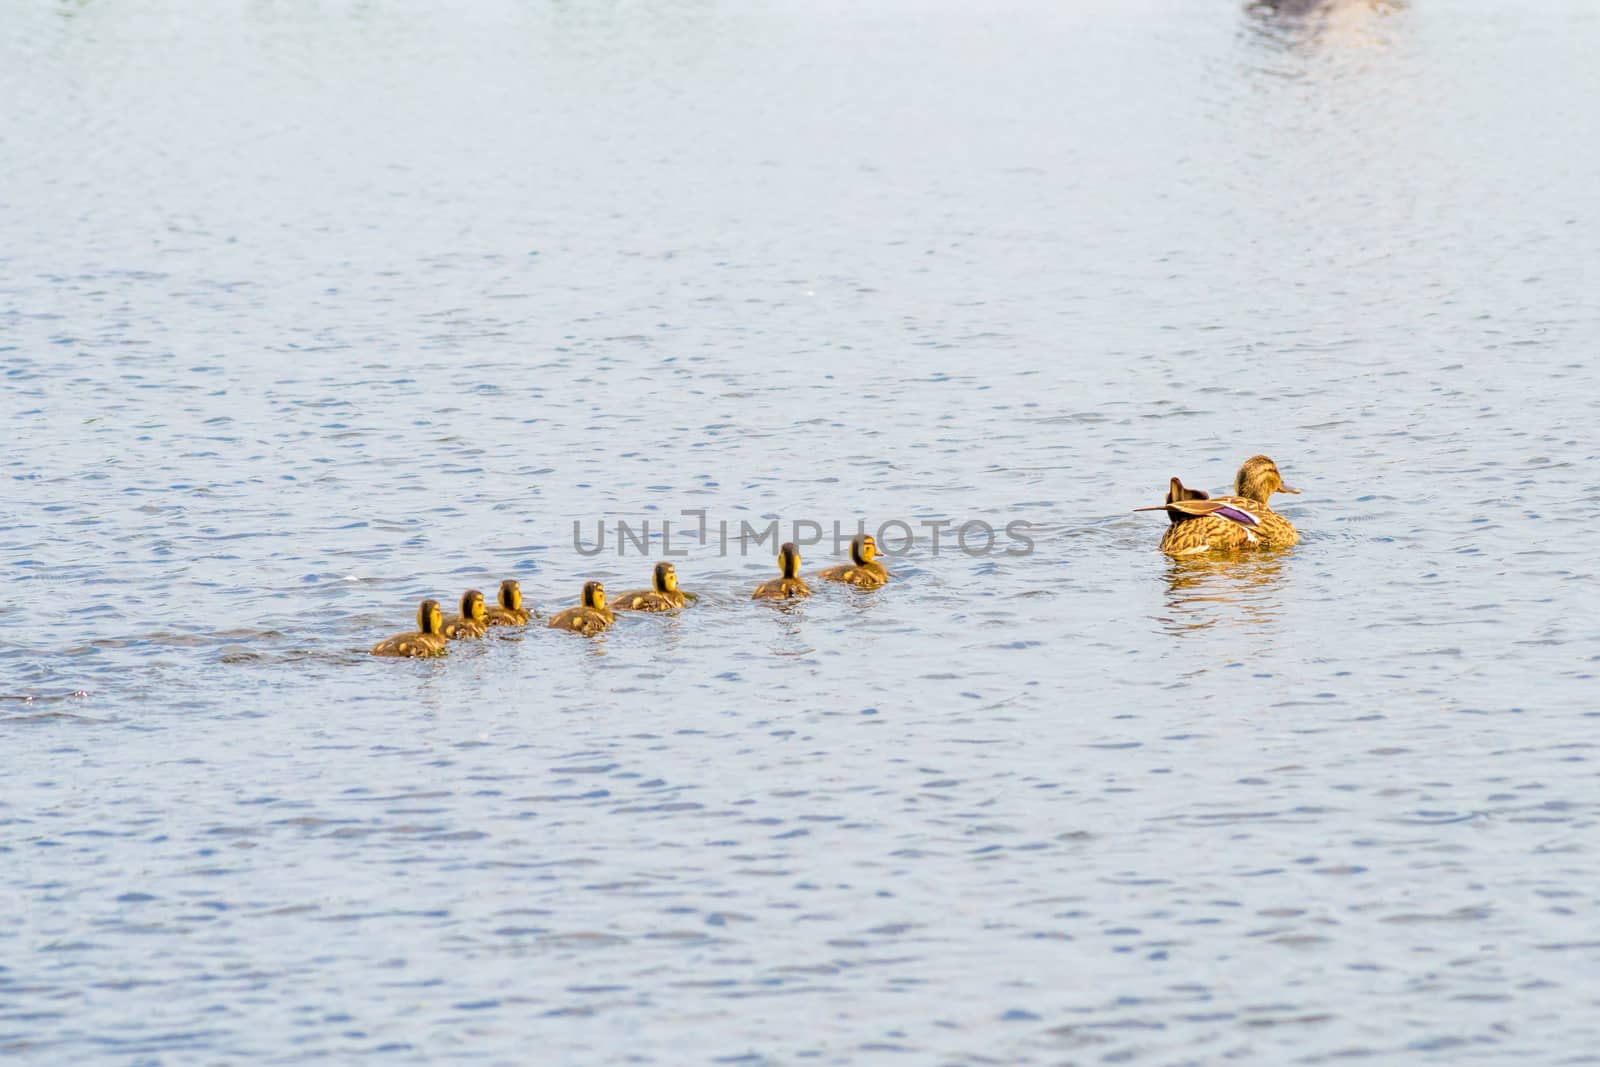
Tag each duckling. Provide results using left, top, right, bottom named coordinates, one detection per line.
left=612, top=561, right=690, bottom=612
left=440, top=588, right=489, bottom=639
left=752, top=542, right=812, bottom=600
left=548, top=580, right=615, bottom=636
left=818, top=534, right=888, bottom=589
left=371, top=599, right=449, bottom=658
left=1135, top=455, right=1301, bottom=555
left=485, top=578, right=532, bottom=626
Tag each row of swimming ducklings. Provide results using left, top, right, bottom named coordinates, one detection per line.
left=373, top=455, right=1304, bottom=657
left=372, top=535, right=888, bottom=658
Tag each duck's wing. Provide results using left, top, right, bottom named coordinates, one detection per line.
left=1134, top=498, right=1261, bottom=527
left=1176, top=499, right=1261, bottom=526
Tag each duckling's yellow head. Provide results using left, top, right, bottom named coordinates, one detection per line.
left=498, top=579, right=522, bottom=612
left=850, top=534, right=878, bottom=566
left=778, top=541, right=801, bottom=579
left=1235, top=455, right=1299, bottom=503
left=653, top=561, right=678, bottom=593
left=461, top=589, right=487, bottom=622
left=582, top=580, right=606, bottom=610
left=418, top=598, right=444, bottom=634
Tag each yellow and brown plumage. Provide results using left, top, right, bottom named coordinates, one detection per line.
left=485, top=579, right=532, bottom=626
left=818, top=534, right=889, bottom=589
left=441, top=589, right=489, bottom=639
left=1136, top=455, right=1301, bottom=555
left=371, top=599, right=449, bottom=658
left=612, top=562, right=690, bottom=612
left=548, top=580, right=615, bottom=636
left=753, top=542, right=812, bottom=600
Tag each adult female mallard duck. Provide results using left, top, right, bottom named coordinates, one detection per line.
left=548, top=580, right=614, bottom=636
left=372, top=599, right=449, bottom=658
left=441, top=589, right=489, bottom=639
left=818, top=534, right=888, bottom=589
left=485, top=579, right=532, bottom=626
left=1136, top=454, right=1301, bottom=555
left=753, top=542, right=811, bottom=600
left=612, top=562, right=690, bottom=612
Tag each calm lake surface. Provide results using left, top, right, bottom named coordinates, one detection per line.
left=4, top=0, right=1599, bottom=1062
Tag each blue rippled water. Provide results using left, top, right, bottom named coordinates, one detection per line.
left=3, top=0, right=1599, bottom=1063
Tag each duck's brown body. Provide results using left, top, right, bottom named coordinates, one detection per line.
left=1141, top=457, right=1301, bottom=556
left=1157, top=500, right=1298, bottom=553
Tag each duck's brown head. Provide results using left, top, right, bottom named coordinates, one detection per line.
left=1235, top=455, right=1299, bottom=504
left=498, top=579, right=522, bottom=613
left=417, top=598, right=444, bottom=635
left=582, top=580, right=606, bottom=611
left=653, top=562, right=677, bottom=594
left=777, top=542, right=801, bottom=579
left=460, top=589, right=487, bottom=623
left=850, top=534, right=878, bottom=566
